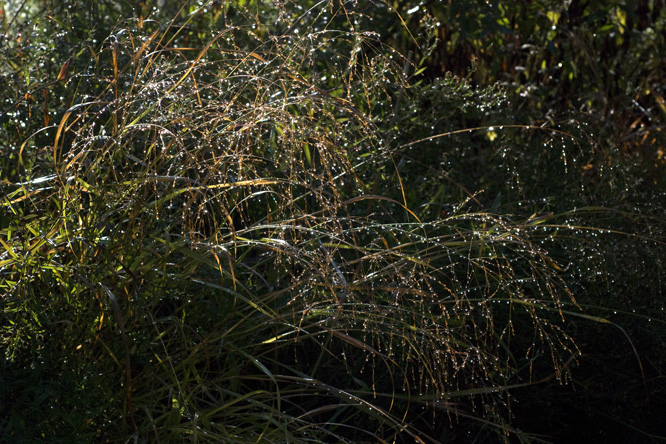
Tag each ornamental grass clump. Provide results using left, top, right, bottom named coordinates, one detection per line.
left=2, top=1, right=580, bottom=442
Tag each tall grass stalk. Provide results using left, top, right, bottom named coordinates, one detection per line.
left=0, top=2, right=591, bottom=442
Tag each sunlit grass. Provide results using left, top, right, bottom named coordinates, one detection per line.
left=3, top=1, right=663, bottom=443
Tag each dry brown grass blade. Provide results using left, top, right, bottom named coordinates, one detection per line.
left=56, top=57, right=72, bottom=82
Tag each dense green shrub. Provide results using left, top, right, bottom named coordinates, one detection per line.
left=381, top=1, right=666, bottom=441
